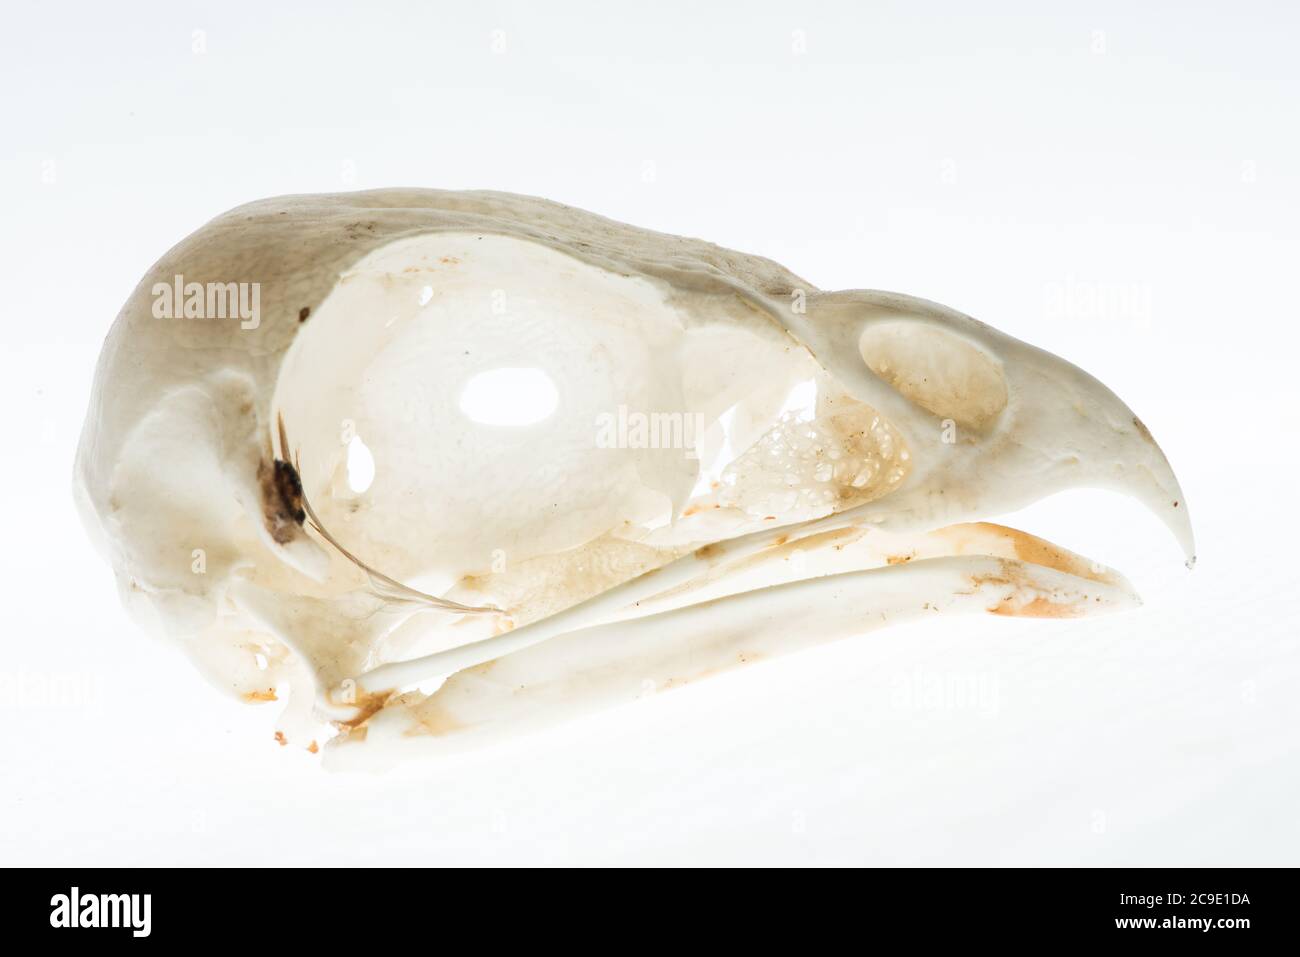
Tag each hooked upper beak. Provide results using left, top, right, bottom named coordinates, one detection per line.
left=795, top=289, right=1194, bottom=566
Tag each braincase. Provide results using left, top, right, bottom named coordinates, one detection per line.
left=273, top=188, right=819, bottom=300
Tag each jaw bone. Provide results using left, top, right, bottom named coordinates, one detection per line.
left=72, top=189, right=1191, bottom=765
left=331, top=524, right=1141, bottom=768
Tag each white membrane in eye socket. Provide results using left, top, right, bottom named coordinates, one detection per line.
left=457, top=367, right=559, bottom=426
left=346, top=435, right=375, bottom=493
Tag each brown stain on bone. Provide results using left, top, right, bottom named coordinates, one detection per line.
left=694, top=542, right=724, bottom=561
left=722, top=525, right=866, bottom=581
left=258, top=457, right=306, bottom=544
left=404, top=696, right=466, bottom=738
left=243, top=688, right=278, bottom=703
left=331, top=685, right=396, bottom=730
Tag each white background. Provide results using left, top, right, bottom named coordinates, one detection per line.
left=2, top=1, right=1297, bottom=866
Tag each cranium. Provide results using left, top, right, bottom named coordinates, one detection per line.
left=74, top=189, right=1192, bottom=769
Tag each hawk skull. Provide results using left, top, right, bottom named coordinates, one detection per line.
left=73, top=190, right=1192, bottom=769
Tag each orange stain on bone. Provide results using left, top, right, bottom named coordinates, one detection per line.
left=989, top=595, right=1084, bottom=619
left=943, top=522, right=1110, bottom=584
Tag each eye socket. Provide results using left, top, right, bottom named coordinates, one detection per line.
left=858, top=321, right=1008, bottom=430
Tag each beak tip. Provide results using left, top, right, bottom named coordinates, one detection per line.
left=1165, top=501, right=1196, bottom=570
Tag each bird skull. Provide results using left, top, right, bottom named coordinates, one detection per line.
left=73, top=189, right=1192, bottom=768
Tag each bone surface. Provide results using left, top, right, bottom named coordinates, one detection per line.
left=73, top=189, right=1192, bottom=766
